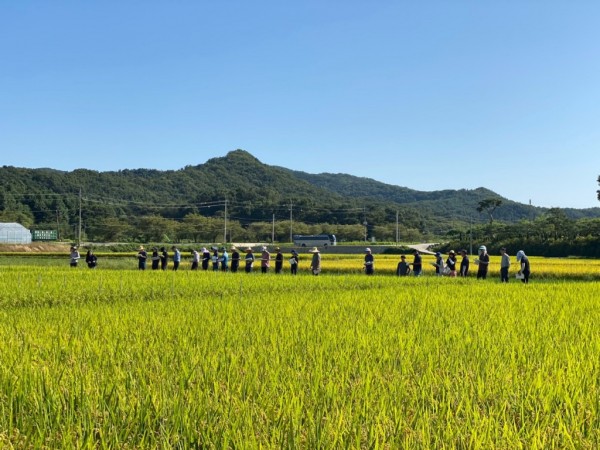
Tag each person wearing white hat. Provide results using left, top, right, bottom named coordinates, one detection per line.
left=309, top=247, right=321, bottom=275
left=476, top=245, right=490, bottom=280
left=69, top=245, right=80, bottom=268
left=201, top=247, right=210, bottom=271
left=244, top=247, right=255, bottom=273
left=261, top=246, right=271, bottom=274
left=516, top=250, right=530, bottom=283
left=364, top=248, right=374, bottom=275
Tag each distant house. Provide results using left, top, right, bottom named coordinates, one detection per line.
left=0, top=222, right=32, bottom=244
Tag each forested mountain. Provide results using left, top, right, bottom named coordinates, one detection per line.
left=1, top=149, right=599, bottom=243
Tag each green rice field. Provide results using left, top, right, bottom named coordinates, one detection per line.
left=0, top=264, right=599, bottom=448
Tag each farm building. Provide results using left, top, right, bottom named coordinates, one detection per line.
left=0, top=222, right=32, bottom=244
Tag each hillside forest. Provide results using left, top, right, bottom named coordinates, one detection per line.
left=1, top=150, right=599, bottom=256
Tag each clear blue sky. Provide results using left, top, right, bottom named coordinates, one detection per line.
left=2, top=1, right=599, bottom=209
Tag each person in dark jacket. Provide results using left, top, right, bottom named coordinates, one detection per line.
left=446, top=250, right=457, bottom=277
left=85, top=249, right=97, bottom=269
left=160, top=247, right=168, bottom=270
left=230, top=247, right=240, bottom=273
left=476, top=245, right=490, bottom=280
left=364, top=248, right=374, bottom=275
left=151, top=247, right=160, bottom=270
left=289, top=249, right=299, bottom=275
left=459, top=249, right=470, bottom=277
left=411, top=249, right=422, bottom=276
left=201, top=247, right=210, bottom=271
left=274, top=247, right=283, bottom=274
left=244, top=248, right=255, bottom=273
left=396, top=255, right=411, bottom=276
left=137, top=246, right=147, bottom=270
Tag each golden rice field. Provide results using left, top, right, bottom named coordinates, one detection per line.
left=0, top=258, right=599, bottom=448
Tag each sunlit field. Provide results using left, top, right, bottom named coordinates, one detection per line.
left=2, top=252, right=599, bottom=280
left=0, top=259, right=599, bottom=448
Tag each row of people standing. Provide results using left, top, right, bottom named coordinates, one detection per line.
left=382, top=246, right=530, bottom=283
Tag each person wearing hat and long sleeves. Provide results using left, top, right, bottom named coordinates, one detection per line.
left=244, top=248, right=255, bottom=273
left=151, top=247, right=160, bottom=270
left=364, top=248, right=374, bottom=275
left=260, top=246, right=271, bottom=274
left=191, top=249, right=200, bottom=270
left=459, top=249, right=470, bottom=277
left=433, top=252, right=444, bottom=276
left=172, top=246, right=181, bottom=271
left=289, top=249, right=299, bottom=275
left=516, top=250, right=531, bottom=283
left=220, top=247, right=229, bottom=272
left=476, top=245, right=490, bottom=280
left=446, top=250, right=457, bottom=277
left=274, top=247, right=283, bottom=274
left=230, top=247, right=240, bottom=273
left=160, top=247, right=168, bottom=270
left=309, top=247, right=321, bottom=275
left=411, top=249, right=422, bottom=277
left=137, top=246, right=147, bottom=270
left=211, top=247, right=220, bottom=271
left=201, top=247, right=210, bottom=271
left=500, top=247, right=511, bottom=282
left=69, top=245, right=80, bottom=268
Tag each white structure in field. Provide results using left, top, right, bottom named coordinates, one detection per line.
left=0, top=222, right=32, bottom=244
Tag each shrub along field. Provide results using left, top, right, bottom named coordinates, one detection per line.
left=0, top=264, right=599, bottom=448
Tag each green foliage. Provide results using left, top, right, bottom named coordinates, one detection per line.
left=2, top=151, right=600, bottom=245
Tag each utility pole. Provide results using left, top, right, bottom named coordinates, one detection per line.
left=78, top=188, right=82, bottom=246
left=272, top=213, right=275, bottom=243
left=56, top=209, right=60, bottom=241
left=396, top=210, right=399, bottom=246
left=223, top=199, right=228, bottom=244
left=289, top=201, right=293, bottom=243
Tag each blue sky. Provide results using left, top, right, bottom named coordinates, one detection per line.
left=1, top=1, right=599, bottom=209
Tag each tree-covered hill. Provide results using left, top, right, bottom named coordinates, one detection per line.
left=1, top=149, right=599, bottom=243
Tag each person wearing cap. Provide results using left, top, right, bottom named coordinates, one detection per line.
left=244, top=248, right=255, bottom=273
left=309, top=247, right=321, bottom=275
left=137, top=246, right=147, bottom=270
left=500, top=247, right=511, bottom=282
left=274, top=247, right=283, bottom=274
left=230, top=246, right=240, bottom=273
left=172, top=246, right=181, bottom=271
left=433, top=252, right=444, bottom=276
left=446, top=250, right=457, bottom=277
left=201, top=247, right=210, bottom=271
left=220, top=247, right=229, bottom=272
left=364, top=248, right=374, bottom=275
left=459, top=249, right=470, bottom=277
left=69, top=245, right=80, bottom=268
left=289, top=249, right=299, bottom=275
left=151, top=247, right=160, bottom=270
left=160, top=246, right=168, bottom=270
left=396, top=255, right=411, bottom=276
left=191, top=249, right=200, bottom=270
left=411, top=249, right=422, bottom=276
left=516, top=250, right=530, bottom=283
left=260, top=246, right=271, bottom=274
left=476, top=245, right=490, bottom=280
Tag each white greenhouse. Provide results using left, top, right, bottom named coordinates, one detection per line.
left=0, top=222, right=32, bottom=244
